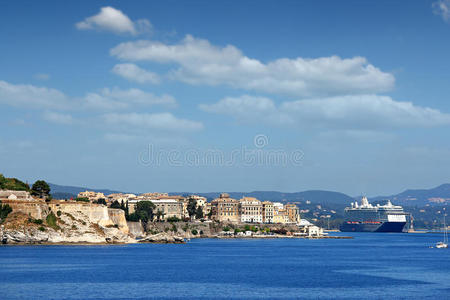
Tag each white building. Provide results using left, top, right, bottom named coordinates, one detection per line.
left=240, top=197, right=263, bottom=223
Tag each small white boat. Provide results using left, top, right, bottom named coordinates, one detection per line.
left=435, top=214, right=448, bottom=249
left=435, top=241, right=447, bottom=249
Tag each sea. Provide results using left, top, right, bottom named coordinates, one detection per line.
left=0, top=233, right=449, bottom=299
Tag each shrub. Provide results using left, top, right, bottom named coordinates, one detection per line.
left=71, top=225, right=77, bottom=230
left=127, top=212, right=139, bottom=222
left=46, top=212, right=60, bottom=230
left=0, top=203, right=12, bottom=221
left=234, top=228, right=241, bottom=234
left=56, top=210, right=62, bottom=217
left=75, top=197, right=89, bottom=202
left=223, top=226, right=231, bottom=232
left=191, top=229, right=198, bottom=235
left=200, top=230, right=204, bottom=235
left=31, top=219, right=43, bottom=225
left=167, top=216, right=181, bottom=222
left=38, top=226, right=46, bottom=232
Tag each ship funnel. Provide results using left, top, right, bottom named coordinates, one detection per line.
left=361, top=196, right=369, bottom=207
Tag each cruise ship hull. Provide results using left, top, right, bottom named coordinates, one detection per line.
left=340, top=221, right=406, bottom=232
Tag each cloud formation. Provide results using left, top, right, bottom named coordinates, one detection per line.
left=0, top=80, right=176, bottom=111
left=76, top=6, right=151, bottom=35
left=200, top=94, right=450, bottom=129
left=112, top=63, right=160, bottom=84
left=0, top=80, right=70, bottom=110
left=433, top=0, right=450, bottom=22
left=111, top=35, right=395, bottom=98
left=42, top=111, right=74, bottom=125
left=103, top=112, right=204, bottom=132
left=83, top=87, right=177, bottom=110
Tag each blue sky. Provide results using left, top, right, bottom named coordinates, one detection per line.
left=1, top=0, right=450, bottom=196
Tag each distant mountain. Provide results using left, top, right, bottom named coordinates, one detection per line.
left=48, top=182, right=354, bottom=206
left=49, top=183, right=125, bottom=199
left=48, top=181, right=450, bottom=207
left=369, top=183, right=450, bottom=206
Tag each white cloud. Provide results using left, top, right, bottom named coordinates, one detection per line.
left=42, top=111, right=74, bottom=125
left=83, top=87, right=177, bottom=110
left=110, top=35, right=395, bottom=98
left=34, top=73, right=50, bottom=81
left=103, top=112, right=204, bottom=132
left=199, top=95, right=292, bottom=125
left=433, top=0, right=450, bottom=22
left=0, top=80, right=70, bottom=110
left=200, top=94, right=450, bottom=129
left=103, top=132, right=189, bottom=145
left=112, top=63, right=160, bottom=84
left=76, top=6, right=151, bottom=35
left=0, top=80, right=176, bottom=111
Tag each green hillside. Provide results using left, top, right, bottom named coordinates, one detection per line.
left=0, top=174, right=30, bottom=191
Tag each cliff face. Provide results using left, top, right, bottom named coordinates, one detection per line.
left=2, top=200, right=50, bottom=219
left=0, top=200, right=133, bottom=244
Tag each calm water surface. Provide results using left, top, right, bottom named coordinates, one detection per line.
left=0, top=233, right=449, bottom=299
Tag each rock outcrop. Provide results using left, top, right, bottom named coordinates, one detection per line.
left=0, top=210, right=135, bottom=245
left=139, top=232, right=185, bottom=244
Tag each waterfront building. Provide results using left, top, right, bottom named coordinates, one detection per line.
left=240, top=197, right=263, bottom=223
left=77, top=190, right=106, bottom=202
left=285, top=203, right=301, bottom=224
left=273, top=202, right=284, bottom=213
left=187, top=195, right=208, bottom=218
left=205, top=202, right=212, bottom=219
left=140, top=192, right=169, bottom=198
left=273, top=209, right=290, bottom=224
left=262, top=201, right=274, bottom=223
left=128, top=198, right=183, bottom=220
left=106, top=193, right=136, bottom=204
left=211, top=193, right=240, bottom=223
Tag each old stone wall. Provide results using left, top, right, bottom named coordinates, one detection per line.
left=127, top=221, right=144, bottom=238
left=1, top=200, right=49, bottom=219
left=108, top=208, right=129, bottom=233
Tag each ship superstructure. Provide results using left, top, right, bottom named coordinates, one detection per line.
left=340, top=196, right=408, bottom=232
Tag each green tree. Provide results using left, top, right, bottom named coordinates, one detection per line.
left=187, top=198, right=197, bottom=218
left=195, top=206, right=204, bottom=219
left=0, top=201, right=12, bottom=221
left=31, top=180, right=50, bottom=199
left=135, top=201, right=156, bottom=228
left=94, top=198, right=107, bottom=205
left=155, top=210, right=164, bottom=222
left=127, top=212, right=139, bottom=222
left=110, top=200, right=121, bottom=209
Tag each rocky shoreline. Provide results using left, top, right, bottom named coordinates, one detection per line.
left=0, top=201, right=350, bottom=245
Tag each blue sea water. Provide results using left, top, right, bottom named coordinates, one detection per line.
left=0, top=233, right=449, bottom=299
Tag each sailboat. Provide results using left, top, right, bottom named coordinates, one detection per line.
left=436, top=214, right=448, bottom=249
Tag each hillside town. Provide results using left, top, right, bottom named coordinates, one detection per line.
left=77, top=190, right=304, bottom=226
left=0, top=174, right=327, bottom=244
